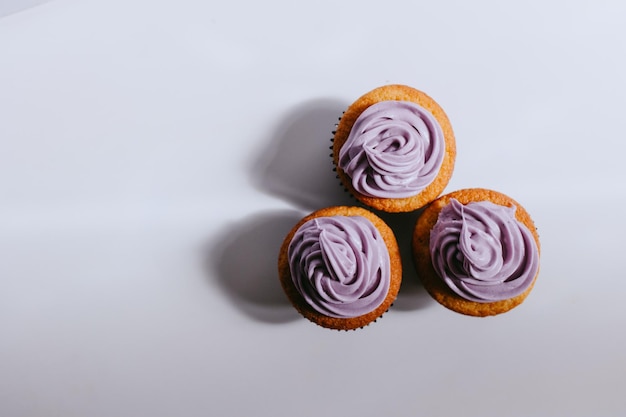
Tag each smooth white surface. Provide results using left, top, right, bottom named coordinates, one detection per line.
left=1, top=1, right=625, bottom=416
left=0, top=0, right=51, bottom=18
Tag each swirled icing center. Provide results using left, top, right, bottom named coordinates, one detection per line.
left=429, top=199, right=539, bottom=302
left=288, top=216, right=390, bottom=318
left=338, top=100, right=445, bottom=198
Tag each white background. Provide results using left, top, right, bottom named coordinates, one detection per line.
left=1, top=1, right=625, bottom=416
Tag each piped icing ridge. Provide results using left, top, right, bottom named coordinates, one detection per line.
left=287, top=216, right=390, bottom=318
left=338, top=100, right=445, bottom=198
left=429, top=199, right=539, bottom=303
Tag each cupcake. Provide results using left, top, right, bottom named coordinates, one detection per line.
left=332, top=84, right=456, bottom=213
left=278, top=206, right=402, bottom=330
left=412, top=188, right=540, bottom=316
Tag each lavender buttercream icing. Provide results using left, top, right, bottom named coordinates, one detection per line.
left=338, top=100, right=445, bottom=198
left=429, top=199, right=539, bottom=302
left=288, top=216, right=390, bottom=318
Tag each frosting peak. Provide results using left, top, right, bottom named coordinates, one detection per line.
left=288, top=216, right=390, bottom=318
left=429, top=199, right=539, bottom=302
left=338, top=100, right=445, bottom=198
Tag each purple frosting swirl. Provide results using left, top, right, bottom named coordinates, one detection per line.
left=288, top=216, right=390, bottom=318
left=429, top=199, right=539, bottom=302
left=338, top=100, right=445, bottom=198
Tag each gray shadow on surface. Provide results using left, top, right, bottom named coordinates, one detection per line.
left=377, top=209, right=435, bottom=312
left=250, top=98, right=355, bottom=211
left=207, top=210, right=303, bottom=324
left=249, top=97, right=434, bottom=313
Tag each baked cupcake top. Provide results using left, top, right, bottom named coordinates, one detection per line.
left=288, top=215, right=390, bottom=318
left=279, top=206, right=402, bottom=330
left=338, top=100, right=446, bottom=199
left=430, top=199, right=539, bottom=303
left=333, top=85, right=456, bottom=213
left=413, top=188, right=540, bottom=316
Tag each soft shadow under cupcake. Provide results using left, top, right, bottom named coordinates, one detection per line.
left=207, top=210, right=304, bottom=324
left=250, top=98, right=355, bottom=211
left=377, top=210, right=434, bottom=311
